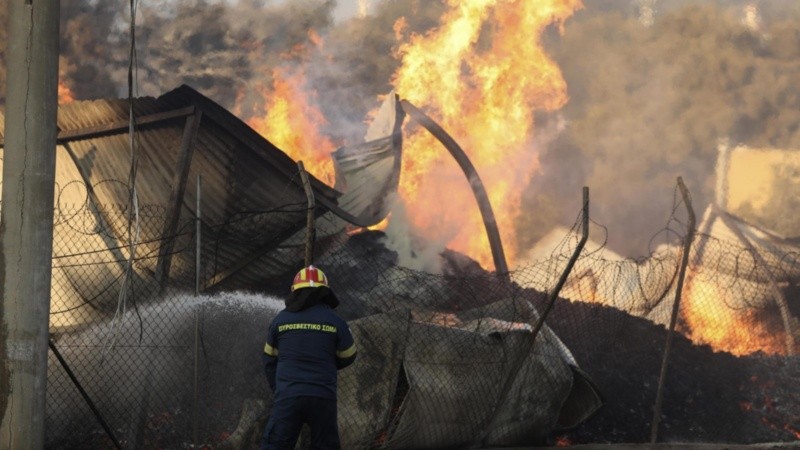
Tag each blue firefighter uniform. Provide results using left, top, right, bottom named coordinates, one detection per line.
left=260, top=266, right=356, bottom=450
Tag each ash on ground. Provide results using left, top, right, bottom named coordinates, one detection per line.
left=537, top=296, right=800, bottom=445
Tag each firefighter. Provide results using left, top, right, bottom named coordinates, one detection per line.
left=260, top=265, right=357, bottom=450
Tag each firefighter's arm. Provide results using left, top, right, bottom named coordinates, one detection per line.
left=263, top=326, right=279, bottom=391
left=336, top=324, right=357, bottom=370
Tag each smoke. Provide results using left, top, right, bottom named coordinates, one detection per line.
left=301, top=0, right=447, bottom=143
left=520, top=0, right=800, bottom=257
left=0, top=1, right=339, bottom=104
left=380, top=193, right=447, bottom=274
left=3, top=0, right=799, bottom=261
left=132, top=0, right=340, bottom=111
left=0, top=0, right=441, bottom=137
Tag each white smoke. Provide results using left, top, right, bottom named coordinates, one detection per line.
left=381, top=193, right=447, bottom=274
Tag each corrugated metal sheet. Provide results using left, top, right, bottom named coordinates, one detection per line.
left=332, top=92, right=404, bottom=225
left=0, top=85, right=404, bottom=321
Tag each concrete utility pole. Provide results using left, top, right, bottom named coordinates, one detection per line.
left=1, top=1, right=60, bottom=448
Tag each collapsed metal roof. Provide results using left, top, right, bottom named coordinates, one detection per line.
left=0, top=85, right=404, bottom=322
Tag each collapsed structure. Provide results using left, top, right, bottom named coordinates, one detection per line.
left=515, top=142, right=800, bottom=358
left=0, top=85, right=603, bottom=448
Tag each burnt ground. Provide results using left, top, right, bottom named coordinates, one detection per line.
left=46, top=231, right=800, bottom=448
left=332, top=230, right=800, bottom=446
left=531, top=296, right=800, bottom=446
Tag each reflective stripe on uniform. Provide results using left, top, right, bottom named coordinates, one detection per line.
left=336, top=344, right=356, bottom=359
left=264, top=342, right=278, bottom=356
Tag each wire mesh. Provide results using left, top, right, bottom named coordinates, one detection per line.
left=44, top=182, right=800, bottom=449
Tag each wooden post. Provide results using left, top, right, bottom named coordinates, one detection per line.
left=0, top=1, right=61, bottom=447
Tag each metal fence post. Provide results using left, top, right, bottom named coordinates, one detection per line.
left=530, top=186, right=590, bottom=344
left=193, top=174, right=202, bottom=446
left=399, top=99, right=509, bottom=276
left=479, top=187, right=589, bottom=446
left=650, top=176, right=696, bottom=444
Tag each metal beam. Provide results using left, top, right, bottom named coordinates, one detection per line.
left=0, top=106, right=196, bottom=148
left=155, top=110, right=203, bottom=286
left=399, top=99, right=509, bottom=275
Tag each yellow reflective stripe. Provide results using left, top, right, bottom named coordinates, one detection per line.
left=264, top=342, right=278, bottom=356
left=337, top=344, right=356, bottom=359
left=291, top=281, right=326, bottom=290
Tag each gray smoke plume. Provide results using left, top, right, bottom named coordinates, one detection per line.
left=519, top=0, right=800, bottom=257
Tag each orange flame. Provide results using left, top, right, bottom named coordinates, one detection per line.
left=239, top=3, right=582, bottom=268
left=247, top=66, right=336, bottom=186
left=245, top=29, right=336, bottom=185
left=391, top=0, right=582, bottom=269
left=680, top=275, right=788, bottom=356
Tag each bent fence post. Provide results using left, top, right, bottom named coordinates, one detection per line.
left=650, top=176, right=696, bottom=444
left=477, top=187, right=589, bottom=446
left=530, top=186, right=590, bottom=344
left=297, top=161, right=316, bottom=266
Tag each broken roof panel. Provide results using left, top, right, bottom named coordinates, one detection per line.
left=0, top=84, right=404, bottom=327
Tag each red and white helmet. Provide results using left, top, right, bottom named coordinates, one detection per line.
left=291, top=265, right=329, bottom=292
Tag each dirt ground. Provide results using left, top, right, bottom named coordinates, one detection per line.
left=532, top=296, right=800, bottom=446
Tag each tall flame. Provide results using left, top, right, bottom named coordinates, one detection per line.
left=247, top=66, right=336, bottom=185
left=246, top=30, right=335, bottom=185
left=240, top=2, right=581, bottom=269
left=392, top=0, right=582, bottom=269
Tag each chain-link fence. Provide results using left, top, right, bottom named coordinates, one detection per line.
left=45, top=181, right=800, bottom=449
